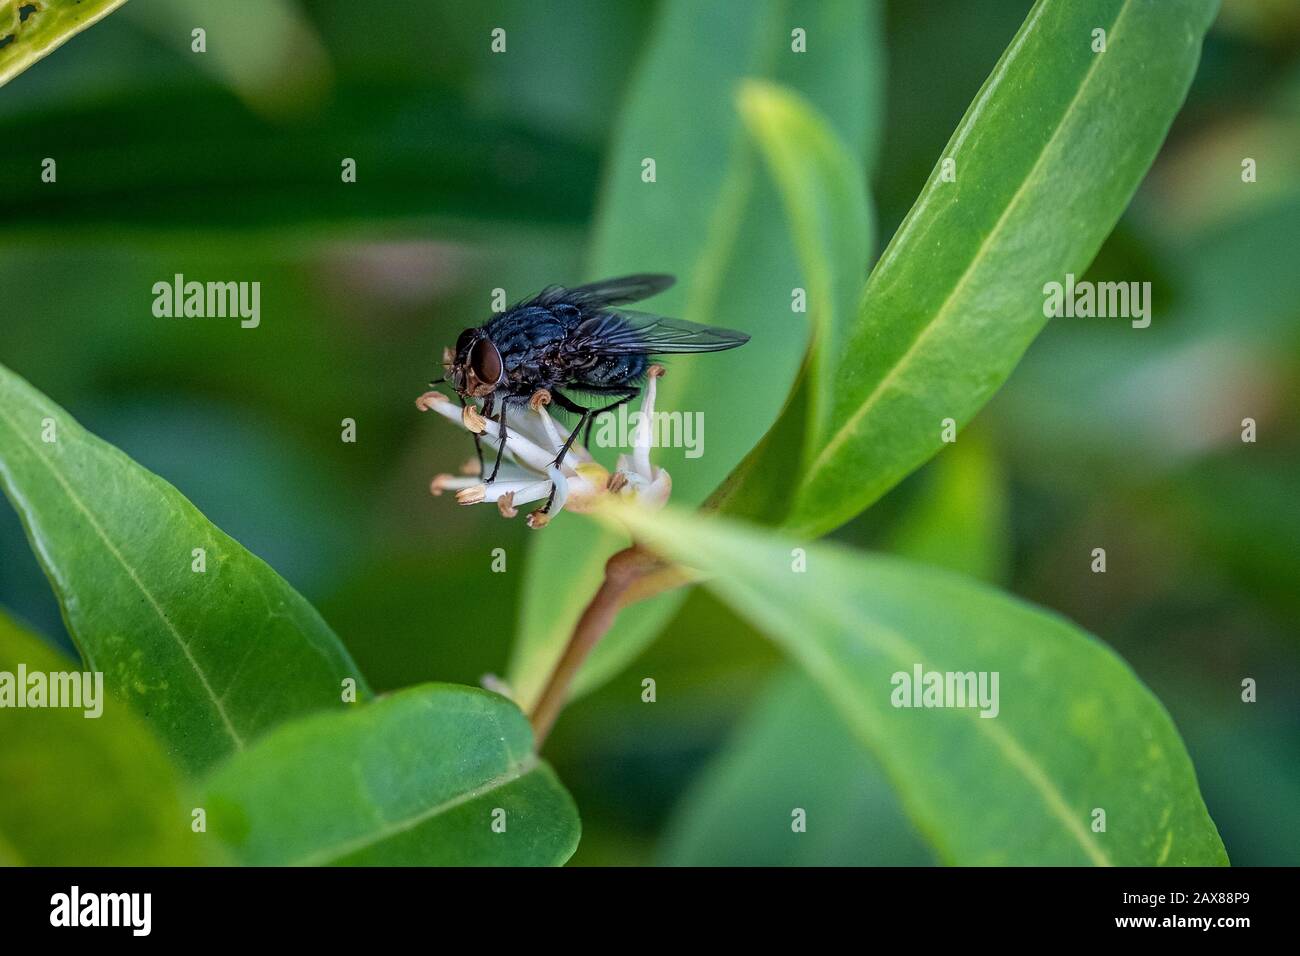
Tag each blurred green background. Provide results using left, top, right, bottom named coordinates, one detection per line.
left=1, top=0, right=1297, bottom=865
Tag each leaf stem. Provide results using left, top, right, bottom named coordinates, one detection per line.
left=529, top=545, right=662, bottom=749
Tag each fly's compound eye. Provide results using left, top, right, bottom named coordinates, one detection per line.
left=468, top=337, right=503, bottom=389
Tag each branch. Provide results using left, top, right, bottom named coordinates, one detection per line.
left=528, top=544, right=664, bottom=749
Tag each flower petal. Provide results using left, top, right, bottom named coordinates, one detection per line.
left=632, top=365, right=664, bottom=481
left=457, top=478, right=553, bottom=505
left=430, top=474, right=481, bottom=495
left=469, top=414, right=558, bottom=475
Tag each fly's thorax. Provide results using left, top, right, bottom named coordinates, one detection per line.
left=485, top=307, right=569, bottom=354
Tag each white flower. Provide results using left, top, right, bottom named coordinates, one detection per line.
left=416, top=365, right=672, bottom=528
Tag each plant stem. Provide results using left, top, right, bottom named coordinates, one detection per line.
left=529, top=545, right=661, bottom=749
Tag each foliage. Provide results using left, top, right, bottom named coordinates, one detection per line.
left=3, top=0, right=1289, bottom=866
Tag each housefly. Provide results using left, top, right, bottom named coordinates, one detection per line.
left=435, top=274, right=749, bottom=490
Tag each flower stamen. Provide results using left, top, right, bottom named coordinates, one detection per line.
left=418, top=361, right=674, bottom=527
left=462, top=404, right=488, bottom=434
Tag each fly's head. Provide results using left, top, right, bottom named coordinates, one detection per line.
left=445, top=327, right=504, bottom=398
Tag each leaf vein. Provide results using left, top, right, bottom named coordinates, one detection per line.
left=0, top=403, right=246, bottom=750
left=801, top=0, right=1132, bottom=496
left=289, top=755, right=540, bottom=866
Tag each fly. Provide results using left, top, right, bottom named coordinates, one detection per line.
left=433, top=274, right=749, bottom=510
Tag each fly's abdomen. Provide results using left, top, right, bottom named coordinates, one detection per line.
left=572, top=352, right=647, bottom=389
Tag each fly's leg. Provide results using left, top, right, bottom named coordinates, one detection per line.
left=533, top=389, right=591, bottom=515
left=582, top=388, right=640, bottom=449
left=547, top=389, right=591, bottom=468
left=533, top=388, right=643, bottom=515
left=486, top=403, right=508, bottom=483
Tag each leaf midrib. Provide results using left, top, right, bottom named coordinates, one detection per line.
left=749, top=566, right=1114, bottom=866
left=289, top=755, right=541, bottom=866
left=799, top=0, right=1132, bottom=503
left=0, top=400, right=246, bottom=750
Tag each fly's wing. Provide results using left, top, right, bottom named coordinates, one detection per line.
left=573, top=309, right=750, bottom=355
left=567, top=274, right=675, bottom=306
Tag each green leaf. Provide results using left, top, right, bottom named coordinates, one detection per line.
left=613, top=504, right=1228, bottom=865
left=707, top=80, right=873, bottom=525
left=784, top=0, right=1218, bottom=537
left=201, top=683, right=580, bottom=866
left=736, top=79, right=872, bottom=456
left=122, top=0, right=330, bottom=119
left=664, top=430, right=1005, bottom=865
left=0, top=608, right=200, bottom=865
left=508, top=0, right=883, bottom=710
left=0, top=363, right=369, bottom=773
left=0, top=0, right=128, bottom=88
left=0, top=82, right=598, bottom=237
left=660, top=668, right=933, bottom=866
left=885, top=433, right=1008, bottom=584
left=1165, top=689, right=1300, bottom=867
left=996, top=197, right=1300, bottom=475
